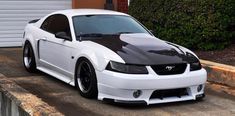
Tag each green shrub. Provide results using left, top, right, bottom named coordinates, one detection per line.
left=129, top=0, right=235, bottom=50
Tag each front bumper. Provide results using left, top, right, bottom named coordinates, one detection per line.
left=96, top=65, right=207, bottom=105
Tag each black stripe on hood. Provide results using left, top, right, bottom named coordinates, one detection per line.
left=84, top=33, right=199, bottom=65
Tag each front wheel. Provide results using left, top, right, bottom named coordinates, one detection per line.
left=23, top=42, right=37, bottom=72
left=75, top=58, right=98, bottom=98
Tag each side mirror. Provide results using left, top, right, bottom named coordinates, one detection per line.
left=55, top=32, right=72, bottom=41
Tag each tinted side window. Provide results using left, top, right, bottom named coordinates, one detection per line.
left=50, top=14, right=71, bottom=37
left=41, top=14, right=71, bottom=38
left=41, top=15, right=54, bottom=32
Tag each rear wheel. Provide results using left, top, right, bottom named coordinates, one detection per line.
left=75, top=58, right=98, bottom=98
left=23, top=42, right=37, bottom=72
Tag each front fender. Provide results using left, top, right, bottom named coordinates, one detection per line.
left=73, top=42, right=125, bottom=72
left=74, top=49, right=109, bottom=71
left=23, top=24, right=38, bottom=53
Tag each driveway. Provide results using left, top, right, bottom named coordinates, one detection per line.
left=0, top=48, right=235, bottom=116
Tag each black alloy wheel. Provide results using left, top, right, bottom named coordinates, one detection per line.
left=75, top=58, right=98, bottom=98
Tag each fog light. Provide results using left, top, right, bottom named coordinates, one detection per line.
left=133, top=90, right=142, bottom=98
left=197, top=85, right=203, bottom=92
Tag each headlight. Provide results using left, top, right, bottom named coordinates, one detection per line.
left=190, top=61, right=202, bottom=71
left=106, top=61, right=148, bottom=74
left=186, top=52, right=202, bottom=71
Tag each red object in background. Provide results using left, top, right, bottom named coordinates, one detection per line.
left=117, top=0, right=128, bottom=13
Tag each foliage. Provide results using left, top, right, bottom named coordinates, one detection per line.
left=129, top=0, right=235, bottom=50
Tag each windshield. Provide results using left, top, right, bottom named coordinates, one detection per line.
left=72, top=15, right=149, bottom=37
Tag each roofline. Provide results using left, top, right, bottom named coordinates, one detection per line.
left=53, top=9, right=129, bottom=17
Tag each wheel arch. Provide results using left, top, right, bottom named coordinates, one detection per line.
left=24, top=40, right=31, bottom=45
left=23, top=38, right=39, bottom=67
left=72, top=44, right=125, bottom=86
left=73, top=50, right=110, bottom=72
left=73, top=51, right=108, bottom=84
left=74, top=56, right=88, bottom=87
left=74, top=56, right=98, bottom=88
left=23, top=40, right=37, bottom=72
left=23, top=24, right=39, bottom=55
left=23, top=40, right=35, bottom=54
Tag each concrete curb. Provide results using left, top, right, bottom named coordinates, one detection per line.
left=201, top=59, right=235, bottom=88
left=207, top=82, right=235, bottom=97
left=0, top=74, right=64, bottom=116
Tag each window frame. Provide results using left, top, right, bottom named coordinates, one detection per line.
left=40, top=14, right=72, bottom=41
left=72, top=15, right=152, bottom=40
left=40, top=15, right=54, bottom=33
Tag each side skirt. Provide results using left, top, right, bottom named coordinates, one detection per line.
left=37, top=66, right=75, bottom=86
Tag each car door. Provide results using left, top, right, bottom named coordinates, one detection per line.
left=38, top=14, right=74, bottom=81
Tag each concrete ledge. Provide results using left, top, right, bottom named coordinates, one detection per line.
left=207, top=82, right=235, bottom=97
left=201, top=59, right=235, bottom=88
left=0, top=74, right=63, bottom=116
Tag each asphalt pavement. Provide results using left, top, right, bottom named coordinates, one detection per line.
left=0, top=48, right=235, bottom=116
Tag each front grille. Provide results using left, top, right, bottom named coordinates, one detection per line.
left=151, top=63, right=187, bottom=75
left=150, top=88, right=188, bottom=100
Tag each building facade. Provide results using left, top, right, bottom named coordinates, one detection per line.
left=0, top=0, right=128, bottom=47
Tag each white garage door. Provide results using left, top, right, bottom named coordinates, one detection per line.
left=0, top=0, right=72, bottom=47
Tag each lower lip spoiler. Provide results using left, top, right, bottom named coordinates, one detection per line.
left=102, top=93, right=205, bottom=105
left=103, top=98, right=147, bottom=105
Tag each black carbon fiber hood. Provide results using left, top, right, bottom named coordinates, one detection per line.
left=86, top=33, right=199, bottom=65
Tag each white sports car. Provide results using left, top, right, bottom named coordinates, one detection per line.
left=22, top=9, right=207, bottom=105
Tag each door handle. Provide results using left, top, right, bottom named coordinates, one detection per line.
left=41, top=37, right=47, bottom=41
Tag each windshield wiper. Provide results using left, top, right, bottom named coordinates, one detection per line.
left=77, top=32, right=133, bottom=37
left=77, top=33, right=104, bottom=37
left=115, top=32, right=134, bottom=35
left=76, top=33, right=105, bottom=41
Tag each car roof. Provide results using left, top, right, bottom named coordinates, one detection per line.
left=53, top=9, right=129, bottom=17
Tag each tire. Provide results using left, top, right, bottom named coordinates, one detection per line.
left=75, top=58, right=98, bottom=98
left=23, top=42, right=37, bottom=72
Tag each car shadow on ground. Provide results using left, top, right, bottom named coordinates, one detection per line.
left=102, top=99, right=201, bottom=110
